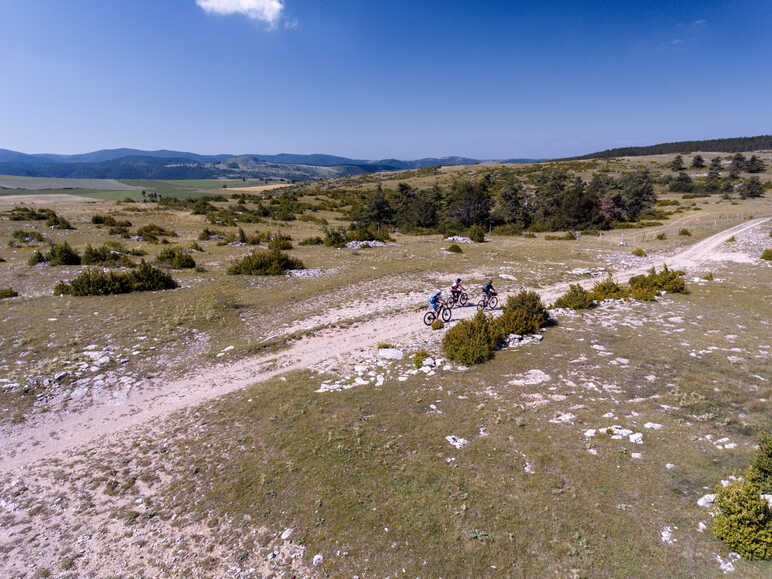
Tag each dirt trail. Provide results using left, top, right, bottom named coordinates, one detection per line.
left=0, top=218, right=767, bottom=472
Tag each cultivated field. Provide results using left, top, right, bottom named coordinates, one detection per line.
left=0, top=153, right=770, bottom=576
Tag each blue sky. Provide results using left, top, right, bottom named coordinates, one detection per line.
left=1, top=0, right=770, bottom=159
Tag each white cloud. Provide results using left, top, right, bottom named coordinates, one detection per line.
left=694, top=19, right=707, bottom=25
left=196, top=0, right=284, bottom=26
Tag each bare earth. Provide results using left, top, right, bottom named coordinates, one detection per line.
left=0, top=217, right=766, bottom=474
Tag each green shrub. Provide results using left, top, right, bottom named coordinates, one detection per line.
left=752, top=431, right=772, bottom=493
left=82, top=245, right=135, bottom=268
left=469, top=224, right=486, bottom=243
left=431, top=319, right=444, bottom=330
left=199, top=228, right=225, bottom=241
left=414, top=349, right=429, bottom=368
left=377, top=343, right=395, bottom=349
left=522, top=232, right=536, bottom=238
left=497, top=308, right=544, bottom=335
left=28, top=250, right=47, bottom=265
left=678, top=228, right=692, bottom=236
left=188, top=242, right=204, bottom=252
left=299, top=236, right=323, bottom=246
left=702, top=272, right=715, bottom=281
left=631, top=285, right=657, bottom=301
left=0, top=288, right=18, bottom=299
left=712, top=466, right=772, bottom=560
left=322, top=226, right=348, bottom=248
left=761, top=249, right=772, bottom=261
left=11, top=229, right=44, bottom=243
left=631, top=247, right=646, bottom=257
left=504, top=290, right=550, bottom=326
left=655, top=232, right=666, bottom=240
left=442, top=311, right=502, bottom=365
left=227, top=249, right=304, bottom=276
left=628, top=265, right=686, bottom=294
left=45, top=214, right=73, bottom=229
left=545, top=232, right=576, bottom=241
left=591, top=276, right=629, bottom=300
left=54, top=261, right=178, bottom=296
left=725, top=236, right=736, bottom=243
left=268, top=233, right=293, bottom=251
left=47, top=242, right=81, bottom=266
left=92, top=214, right=131, bottom=227
left=553, top=284, right=595, bottom=310
left=446, top=244, right=463, bottom=253
left=135, top=224, right=177, bottom=243
left=154, top=247, right=196, bottom=269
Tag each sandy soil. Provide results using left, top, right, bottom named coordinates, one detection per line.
left=0, top=217, right=767, bottom=474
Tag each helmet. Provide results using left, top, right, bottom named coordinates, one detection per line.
left=456, top=278, right=462, bottom=283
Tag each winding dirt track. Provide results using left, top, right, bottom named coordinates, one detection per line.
left=0, top=218, right=767, bottom=472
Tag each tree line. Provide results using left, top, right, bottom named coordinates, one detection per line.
left=574, top=135, right=772, bottom=159
left=349, top=169, right=658, bottom=234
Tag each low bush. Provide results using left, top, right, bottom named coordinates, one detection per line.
left=553, top=284, right=595, bottom=310
left=725, top=236, right=736, bottom=243
left=446, top=244, right=463, bottom=253
left=712, top=466, right=772, bottom=560
left=11, top=229, right=44, bottom=243
left=199, top=228, right=226, bottom=241
left=431, top=319, right=444, bottom=330
left=413, top=349, right=429, bottom=368
left=135, top=224, right=177, bottom=243
left=761, top=249, right=772, bottom=261
left=0, top=288, right=18, bottom=299
left=227, top=249, right=304, bottom=276
left=631, top=285, right=657, bottom=301
left=442, top=311, right=502, bottom=365
left=268, top=233, right=293, bottom=251
left=469, top=224, right=486, bottom=243
left=655, top=232, right=666, bottom=240
left=503, top=290, right=550, bottom=325
left=188, top=242, right=204, bottom=252
left=377, top=343, right=395, bottom=349
left=631, top=247, right=646, bottom=257
left=46, top=214, right=73, bottom=229
left=522, top=232, right=536, bottom=238
left=46, top=242, right=81, bottom=266
left=678, top=228, right=692, bottom=236
left=155, top=247, right=196, bottom=269
left=629, top=265, right=687, bottom=294
left=28, top=250, right=47, bottom=265
left=591, top=276, right=629, bottom=300
left=92, top=214, right=132, bottom=227
left=299, top=236, right=324, bottom=246
left=497, top=291, right=551, bottom=335
left=82, top=245, right=135, bottom=268
left=702, top=272, right=715, bottom=281
left=544, top=232, right=576, bottom=241
left=54, top=261, right=178, bottom=296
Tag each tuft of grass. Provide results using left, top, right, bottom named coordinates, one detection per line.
left=678, top=228, right=692, bottom=236
left=725, top=236, right=736, bottom=243
left=544, top=232, right=576, bottom=241
left=446, top=243, right=463, bottom=253
left=761, top=249, right=772, bottom=261
left=299, top=236, right=324, bottom=246
left=155, top=247, right=196, bottom=269
left=702, top=272, right=715, bottom=281
left=631, top=247, right=646, bottom=257
left=655, top=232, right=666, bottom=240
left=431, top=319, right=444, bottom=330
left=413, top=349, right=429, bottom=368
left=82, top=244, right=136, bottom=268
left=377, top=343, right=395, bottom=349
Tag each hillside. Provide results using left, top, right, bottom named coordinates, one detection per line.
left=575, top=135, right=772, bottom=159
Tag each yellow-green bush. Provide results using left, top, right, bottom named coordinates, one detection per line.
left=553, top=284, right=595, bottom=310
left=82, top=244, right=136, bottom=268
left=631, top=285, right=657, bottom=301
left=628, top=265, right=686, bottom=294
left=227, top=249, right=304, bottom=276
left=762, top=249, right=772, bottom=261
left=713, top=466, right=772, bottom=560
left=469, top=224, right=486, bottom=243
left=54, top=261, right=178, bottom=296
left=154, top=247, right=196, bottom=269
left=753, top=431, right=772, bottom=493
left=413, top=349, right=429, bottom=368
left=503, top=290, right=550, bottom=327
left=431, top=319, right=444, bottom=330
left=446, top=243, right=463, bottom=253
left=591, top=276, right=629, bottom=300
left=631, top=247, right=646, bottom=257
left=0, top=288, right=18, bottom=299
left=442, top=311, right=502, bottom=365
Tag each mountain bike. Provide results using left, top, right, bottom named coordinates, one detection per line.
left=423, top=299, right=452, bottom=325
left=476, top=293, right=498, bottom=311
left=447, top=291, right=468, bottom=308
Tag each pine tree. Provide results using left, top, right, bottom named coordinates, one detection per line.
left=747, top=155, right=766, bottom=173
left=691, top=154, right=705, bottom=168
left=671, top=155, right=685, bottom=171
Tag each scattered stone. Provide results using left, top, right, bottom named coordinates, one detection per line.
left=697, top=494, right=716, bottom=508
left=660, top=526, right=676, bottom=544
left=312, top=554, right=324, bottom=566
left=446, top=435, right=469, bottom=449
left=644, top=422, right=663, bottom=430
left=345, top=240, right=388, bottom=249
left=444, top=235, right=473, bottom=244
left=54, top=371, right=69, bottom=382
left=377, top=348, right=404, bottom=360
left=281, top=528, right=293, bottom=540
left=509, top=369, right=550, bottom=386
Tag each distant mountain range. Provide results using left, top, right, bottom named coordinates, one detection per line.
left=0, top=148, right=488, bottom=181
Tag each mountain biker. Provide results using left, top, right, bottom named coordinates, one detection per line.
left=482, top=279, right=497, bottom=298
left=450, top=278, right=465, bottom=302
left=429, top=290, right=443, bottom=312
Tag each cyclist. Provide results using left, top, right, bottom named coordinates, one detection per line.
left=482, top=279, right=497, bottom=299
left=429, top=290, right=443, bottom=312
left=450, top=278, right=465, bottom=303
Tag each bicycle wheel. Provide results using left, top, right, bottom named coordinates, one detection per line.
left=440, top=305, right=452, bottom=323
left=477, top=299, right=486, bottom=311
left=459, top=292, right=468, bottom=306
left=488, top=296, right=498, bottom=309
left=423, top=311, right=436, bottom=326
